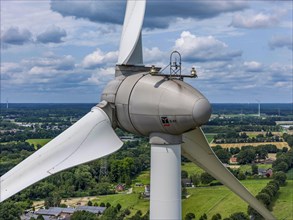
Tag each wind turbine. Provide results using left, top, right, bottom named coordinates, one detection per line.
left=0, top=1, right=276, bottom=219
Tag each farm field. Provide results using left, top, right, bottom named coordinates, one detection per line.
left=210, top=142, right=289, bottom=149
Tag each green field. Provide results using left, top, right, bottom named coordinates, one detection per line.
left=286, top=168, right=293, bottom=180
left=182, top=179, right=270, bottom=219
left=204, top=133, right=215, bottom=143
left=92, top=193, right=149, bottom=216
left=90, top=179, right=272, bottom=219
left=239, top=164, right=272, bottom=173
left=181, top=162, right=204, bottom=176
left=132, top=170, right=150, bottom=185
left=26, top=139, right=51, bottom=149
left=272, top=180, right=293, bottom=220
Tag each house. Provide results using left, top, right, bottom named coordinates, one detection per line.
left=229, top=156, right=238, bottom=164
left=182, top=178, right=193, bottom=187
left=34, top=206, right=106, bottom=219
left=144, top=185, right=150, bottom=197
left=115, top=184, right=125, bottom=191
left=258, top=168, right=273, bottom=177
left=266, top=168, right=273, bottom=177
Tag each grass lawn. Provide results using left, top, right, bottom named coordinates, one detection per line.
left=286, top=168, right=293, bottom=180
left=181, top=162, right=204, bottom=176
left=272, top=180, right=293, bottom=220
left=204, top=134, right=215, bottom=143
left=26, top=138, right=51, bottom=149
left=182, top=179, right=270, bottom=219
left=92, top=193, right=149, bottom=216
left=88, top=179, right=272, bottom=219
left=239, top=164, right=272, bottom=173
left=132, top=170, right=150, bottom=185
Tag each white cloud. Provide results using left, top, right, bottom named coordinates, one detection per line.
left=84, top=67, right=115, bottom=85
left=82, top=49, right=118, bottom=69
left=243, top=61, right=263, bottom=72
left=230, top=12, right=281, bottom=29
left=143, top=47, right=166, bottom=64
left=173, top=31, right=241, bottom=62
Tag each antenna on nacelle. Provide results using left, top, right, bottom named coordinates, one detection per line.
left=149, top=51, right=198, bottom=80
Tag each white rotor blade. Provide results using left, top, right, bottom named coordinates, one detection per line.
left=118, top=0, right=145, bottom=65
left=0, top=107, right=123, bottom=202
left=182, top=128, right=276, bottom=220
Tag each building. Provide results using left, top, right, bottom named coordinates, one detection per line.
left=33, top=206, right=106, bottom=220
left=115, top=184, right=125, bottom=191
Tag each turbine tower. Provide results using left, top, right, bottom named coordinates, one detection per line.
left=0, top=1, right=276, bottom=220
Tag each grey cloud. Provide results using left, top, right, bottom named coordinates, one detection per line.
left=50, top=0, right=248, bottom=29
left=50, top=0, right=125, bottom=25
left=37, top=26, right=67, bottom=43
left=269, top=36, right=292, bottom=50
left=1, top=27, right=32, bottom=45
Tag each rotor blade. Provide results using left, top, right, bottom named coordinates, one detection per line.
left=182, top=128, right=276, bottom=220
left=117, top=0, right=145, bottom=65
left=0, top=106, right=123, bottom=202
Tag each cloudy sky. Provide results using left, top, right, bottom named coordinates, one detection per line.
left=1, top=0, right=292, bottom=103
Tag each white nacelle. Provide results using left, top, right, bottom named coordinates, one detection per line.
left=101, top=67, right=212, bottom=136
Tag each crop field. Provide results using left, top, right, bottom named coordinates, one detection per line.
left=210, top=142, right=289, bottom=149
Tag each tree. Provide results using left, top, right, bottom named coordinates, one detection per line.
left=199, top=213, right=207, bottom=220
left=191, top=174, right=200, bottom=186
left=256, top=193, right=271, bottom=207
left=87, top=200, right=93, bottom=206
left=124, top=209, right=131, bottom=216
left=214, top=149, right=231, bottom=163
left=100, top=207, right=117, bottom=220
left=237, top=172, right=246, bottom=180
left=100, top=202, right=105, bottom=207
left=185, top=212, right=196, bottom=220
left=36, top=216, right=44, bottom=220
left=181, top=170, right=189, bottom=179
left=229, top=212, right=249, bottom=220
left=273, top=161, right=288, bottom=172
left=237, top=149, right=255, bottom=164
left=0, top=201, right=22, bottom=220
left=116, top=203, right=122, bottom=211
left=273, top=171, right=287, bottom=186
left=201, top=172, right=214, bottom=185
left=251, top=164, right=258, bottom=175
left=212, top=213, right=222, bottom=220
left=71, top=210, right=98, bottom=220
